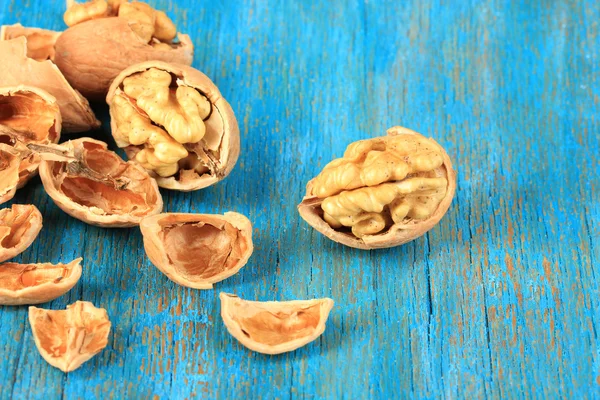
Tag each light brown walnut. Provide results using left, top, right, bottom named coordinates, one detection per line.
left=220, top=293, right=334, bottom=355
left=140, top=212, right=253, bottom=289
left=56, top=1, right=192, bottom=99
left=0, top=204, right=43, bottom=263
left=107, top=61, right=240, bottom=191
left=298, top=126, right=456, bottom=249
left=29, top=301, right=110, bottom=372
left=0, top=258, right=82, bottom=305
left=34, top=137, right=163, bottom=227
left=0, top=24, right=61, bottom=61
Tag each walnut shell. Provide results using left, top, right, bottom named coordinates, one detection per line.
left=140, top=212, right=253, bottom=289
left=106, top=61, right=240, bottom=191
left=220, top=293, right=334, bottom=355
left=37, top=137, right=163, bottom=227
left=0, top=204, right=43, bottom=263
left=298, top=126, right=456, bottom=250
left=0, top=258, right=82, bottom=305
left=0, top=85, right=62, bottom=196
left=0, top=23, right=61, bottom=61
left=29, top=300, right=110, bottom=372
left=54, top=18, right=194, bottom=100
left=0, top=37, right=99, bottom=133
left=0, top=144, right=22, bottom=205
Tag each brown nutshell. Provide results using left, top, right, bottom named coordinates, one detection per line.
left=0, top=24, right=61, bottom=61
left=220, top=293, right=334, bottom=355
left=0, top=38, right=99, bottom=133
left=36, top=137, right=163, bottom=227
left=140, top=212, right=253, bottom=289
left=107, top=61, right=240, bottom=191
left=0, top=204, right=43, bottom=263
left=298, top=126, right=457, bottom=250
left=55, top=17, right=193, bottom=99
left=0, top=258, right=82, bottom=305
left=29, top=301, right=111, bottom=372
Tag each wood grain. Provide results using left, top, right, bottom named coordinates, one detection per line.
left=0, top=0, right=598, bottom=398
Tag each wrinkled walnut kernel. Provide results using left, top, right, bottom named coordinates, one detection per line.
left=0, top=258, right=82, bottom=305
left=35, top=138, right=163, bottom=227
left=220, top=293, right=334, bottom=355
left=29, top=301, right=110, bottom=372
left=140, top=212, right=253, bottom=289
left=298, top=126, right=456, bottom=249
left=0, top=204, right=43, bottom=263
left=107, top=62, right=240, bottom=191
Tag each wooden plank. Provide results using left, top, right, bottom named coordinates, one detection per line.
left=0, top=0, right=597, bottom=398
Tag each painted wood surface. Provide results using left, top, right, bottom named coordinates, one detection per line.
left=0, top=0, right=598, bottom=398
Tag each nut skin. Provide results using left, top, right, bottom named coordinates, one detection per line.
left=54, top=17, right=194, bottom=100
left=0, top=37, right=99, bottom=133
left=0, top=258, right=82, bottom=306
left=107, top=61, right=240, bottom=191
left=0, top=204, right=43, bottom=263
left=219, top=293, right=335, bottom=355
left=298, top=126, right=456, bottom=250
left=38, top=137, right=163, bottom=228
left=140, top=212, right=253, bottom=289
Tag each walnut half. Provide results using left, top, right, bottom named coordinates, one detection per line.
left=140, top=212, right=253, bottom=289
left=29, top=301, right=110, bottom=372
left=298, top=126, right=456, bottom=249
left=0, top=204, right=43, bottom=263
left=107, top=61, right=240, bottom=191
left=220, top=293, right=334, bottom=355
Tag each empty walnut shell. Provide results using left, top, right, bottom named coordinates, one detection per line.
left=29, top=301, right=111, bottom=372
left=107, top=61, right=240, bottom=191
left=220, top=293, right=334, bottom=355
left=55, top=18, right=194, bottom=100
left=37, top=138, right=163, bottom=227
left=298, top=126, right=456, bottom=250
left=0, top=204, right=43, bottom=263
left=0, top=258, right=82, bottom=305
left=0, top=24, right=61, bottom=61
left=0, top=144, right=21, bottom=204
left=140, top=212, right=253, bottom=289
left=0, top=37, right=99, bottom=133
left=0, top=85, right=62, bottom=201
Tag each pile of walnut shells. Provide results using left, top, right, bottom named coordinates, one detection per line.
left=0, top=1, right=455, bottom=370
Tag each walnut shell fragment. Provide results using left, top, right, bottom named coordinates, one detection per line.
left=107, top=61, right=240, bottom=191
left=220, top=293, right=334, bottom=355
left=298, top=126, right=456, bottom=250
left=29, top=301, right=110, bottom=372
left=0, top=258, right=82, bottom=305
left=0, top=144, right=21, bottom=204
left=0, top=38, right=99, bottom=133
left=55, top=16, right=193, bottom=99
left=0, top=85, right=62, bottom=203
left=140, top=212, right=253, bottom=289
left=0, top=204, right=43, bottom=263
left=0, top=24, right=61, bottom=61
left=36, top=138, right=163, bottom=227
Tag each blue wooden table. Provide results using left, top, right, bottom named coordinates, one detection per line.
left=1, top=0, right=598, bottom=398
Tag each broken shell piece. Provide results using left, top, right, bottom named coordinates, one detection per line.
left=298, top=126, right=456, bottom=250
left=0, top=37, right=99, bottom=133
left=29, top=301, right=110, bottom=372
left=140, top=212, right=253, bottom=289
left=0, top=85, right=62, bottom=196
left=220, top=293, right=334, bottom=355
left=36, top=138, right=163, bottom=227
left=0, top=204, right=43, bottom=263
left=0, top=24, right=61, bottom=61
left=0, top=258, right=82, bottom=305
left=0, top=144, right=20, bottom=204
left=107, top=61, right=240, bottom=191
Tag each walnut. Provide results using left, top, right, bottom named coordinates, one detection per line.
left=220, top=293, right=334, bottom=354
left=298, top=126, right=456, bottom=249
left=0, top=24, right=61, bottom=61
left=107, top=61, right=240, bottom=191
